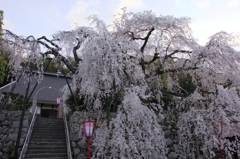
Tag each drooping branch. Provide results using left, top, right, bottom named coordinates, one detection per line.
left=154, top=66, right=198, bottom=76
left=37, top=36, right=77, bottom=73
left=42, top=49, right=77, bottom=73
left=58, top=52, right=77, bottom=73
left=37, top=40, right=52, bottom=50
left=37, top=36, right=61, bottom=51
left=126, top=31, right=145, bottom=40
left=168, top=50, right=192, bottom=57
left=163, top=50, right=192, bottom=63
left=144, top=49, right=192, bottom=65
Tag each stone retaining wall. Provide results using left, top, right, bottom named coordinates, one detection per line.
left=68, top=111, right=88, bottom=159
left=0, top=110, right=30, bottom=159
left=68, top=111, right=179, bottom=159
left=161, top=123, right=179, bottom=159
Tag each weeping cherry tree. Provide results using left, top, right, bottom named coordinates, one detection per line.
left=1, top=8, right=240, bottom=158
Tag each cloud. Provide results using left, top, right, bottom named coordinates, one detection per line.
left=234, top=33, right=240, bottom=44
left=233, top=33, right=240, bottom=51
left=115, top=0, right=144, bottom=15
left=175, top=0, right=183, bottom=5
left=66, top=0, right=100, bottom=29
left=2, top=19, right=16, bottom=31
left=196, top=0, right=212, bottom=8
left=227, top=0, right=240, bottom=8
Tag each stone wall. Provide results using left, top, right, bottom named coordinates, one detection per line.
left=160, top=118, right=180, bottom=159
left=68, top=111, right=88, bottom=159
left=0, top=110, right=30, bottom=159
left=158, top=111, right=181, bottom=159
left=68, top=111, right=180, bottom=159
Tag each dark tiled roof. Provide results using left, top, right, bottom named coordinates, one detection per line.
left=0, top=71, right=72, bottom=104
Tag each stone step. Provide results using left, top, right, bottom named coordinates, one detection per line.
left=31, top=132, right=65, bottom=135
left=25, top=117, right=68, bottom=159
left=26, top=148, right=67, bottom=154
left=29, top=141, right=66, bottom=146
left=30, top=137, right=66, bottom=141
left=35, top=120, right=64, bottom=122
left=33, top=126, right=64, bottom=128
left=32, top=129, right=65, bottom=132
left=34, top=125, right=64, bottom=127
left=32, top=129, right=65, bottom=133
left=34, top=123, right=64, bottom=125
left=35, top=123, right=63, bottom=127
left=35, top=120, right=64, bottom=123
left=25, top=152, right=68, bottom=158
left=34, top=121, right=64, bottom=124
left=31, top=131, right=65, bottom=135
left=35, top=119, right=64, bottom=121
left=25, top=157, right=67, bottom=159
left=34, top=122, right=64, bottom=125
left=30, top=133, right=65, bottom=137
left=30, top=138, right=66, bottom=142
left=27, top=145, right=66, bottom=149
left=30, top=136, right=66, bottom=140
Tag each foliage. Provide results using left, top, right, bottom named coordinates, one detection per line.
left=178, top=73, right=196, bottom=94
left=2, top=8, right=240, bottom=158
left=0, top=55, right=7, bottom=84
left=0, top=10, right=3, bottom=37
left=65, top=91, right=84, bottom=112
left=0, top=92, right=30, bottom=111
left=0, top=51, right=15, bottom=87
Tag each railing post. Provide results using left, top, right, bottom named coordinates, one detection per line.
left=62, top=100, right=73, bottom=159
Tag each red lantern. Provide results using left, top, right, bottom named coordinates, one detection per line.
left=56, top=96, right=61, bottom=104
left=83, top=120, right=95, bottom=159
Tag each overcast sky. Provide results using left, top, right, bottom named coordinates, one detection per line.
left=1, top=0, right=240, bottom=45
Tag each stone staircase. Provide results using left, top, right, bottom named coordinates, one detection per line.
left=24, top=117, right=68, bottom=159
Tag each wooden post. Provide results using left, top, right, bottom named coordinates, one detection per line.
left=88, top=137, right=91, bottom=159
left=218, top=134, right=224, bottom=159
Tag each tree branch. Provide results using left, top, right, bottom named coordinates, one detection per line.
left=48, top=50, right=77, bottom=73
left=164, top=50, right=192, bottom=62
left=37, top=36, right=77, bottom=73
left=154, top=66, right=198, bottom=76
left=144, top=53, right=160, bottom=64
left=73, top=38, right=82, bottom=65
left=37, top=36, right=61, bottom=51
left=140, top=28, right=155, bottom=53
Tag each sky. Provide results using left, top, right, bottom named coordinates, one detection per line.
left=1, top=0, right=240, bottom=45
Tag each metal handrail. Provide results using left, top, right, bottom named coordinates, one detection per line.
left=63, top=106, right=73, bottom=159
left=19, top=106, right=38, bottom=159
